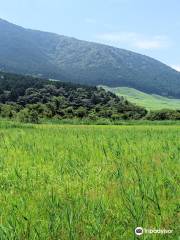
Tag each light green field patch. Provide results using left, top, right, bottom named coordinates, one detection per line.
left=101, top=86, right=180, bottom=110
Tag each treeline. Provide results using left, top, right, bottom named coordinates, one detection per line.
left=0, top=72, right=147, bottom=123
left=146, top=109, right=180, bottom=121
left=0, top=72, right=180, bottom=123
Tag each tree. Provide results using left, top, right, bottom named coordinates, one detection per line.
left=17, top=108, right=39, bottom=124
left=76, top=107, right=87, bottom=118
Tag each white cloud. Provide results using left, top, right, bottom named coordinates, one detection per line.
left=171, top=65, right=180, bottom=72
left=96, top=32, right=169, bottom=50
left=134, top=38, right=167, bottom=50
left=97, top=32, right=136, bottom=42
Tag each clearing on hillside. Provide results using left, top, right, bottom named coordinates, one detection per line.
left=101, top=86, right=180, bottom=110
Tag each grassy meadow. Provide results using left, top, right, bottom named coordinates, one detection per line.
left=101, top=86, right=180, bottom=110
left=0, top=120, right=179, bottom=239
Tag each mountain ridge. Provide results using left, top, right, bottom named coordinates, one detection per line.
left=1, top=18, right=180, bottom=98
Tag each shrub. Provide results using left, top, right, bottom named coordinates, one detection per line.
left=17, top=108, right=39, bottom=123
left=146, top=109, right=180, bottom=120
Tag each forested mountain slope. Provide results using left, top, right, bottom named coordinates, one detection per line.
left=1, top=18, right=180, bottom=98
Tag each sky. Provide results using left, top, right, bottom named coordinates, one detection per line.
left=0, top=0, right=180, bottom=70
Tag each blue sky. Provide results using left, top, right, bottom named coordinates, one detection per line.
left=0, top=0, right=180, bottom=70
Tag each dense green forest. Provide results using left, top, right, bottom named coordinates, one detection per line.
left=0, top=72, right=148, bottom=123
left=1, top=18, right=180, bottom=98
left=1, top=72, right=180, bottom=123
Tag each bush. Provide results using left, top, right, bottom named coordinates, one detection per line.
left=76, top=107, right=87, bottom=118
left=0, top=104, right=18, bottom=118
left=17, top=108, right=39, bottom=123
left=146, top=109, right=180, bottom=120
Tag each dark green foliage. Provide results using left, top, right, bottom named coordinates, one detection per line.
left=0, top=103, right=21, bottom=118
left=1, top=71, right=179, bottom=121
left=146, top=109, right=180, bottom=120
left=1, top=19, right=180, bottom=98
left=17, top=108, right=39, bottom=124
left=0, top=72, right=147, bottom=121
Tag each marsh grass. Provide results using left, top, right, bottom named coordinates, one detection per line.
left=0, top=121, right=179, bottom=239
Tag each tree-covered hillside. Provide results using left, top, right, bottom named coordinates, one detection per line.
left=0, top=72, right=147, bottom=122
left=1, top=19, right=180, bottom=98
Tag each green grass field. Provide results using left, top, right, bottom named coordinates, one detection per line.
left=101, top=86, right=180, bottom=110
left=0, top=121, right=179, bottom=239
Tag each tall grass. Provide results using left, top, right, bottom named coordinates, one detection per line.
left=0, top=121, right=179, bottom=239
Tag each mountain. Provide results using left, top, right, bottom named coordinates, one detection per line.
left=1, top=18, right=180, bottom=98
left=101, top=86, right=180, bottom=110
